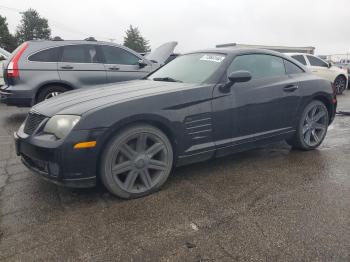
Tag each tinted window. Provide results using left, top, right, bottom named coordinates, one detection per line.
left=291, top=55, right=307, bottom=65
left=284, top=59, right=304, bottom=74
left=149, top=53, right=226, bottom=84
left=28, top=47, right=60, bottom=62
left=307, top=55, right=328, bottom=67
left=61, top=45, right=99, bottom=63
left=228, top=54, right=285, bottom=79
left=102, top=46, right=139, bottom=65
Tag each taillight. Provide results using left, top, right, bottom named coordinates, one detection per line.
left=7, top=42, right=28, bottom=78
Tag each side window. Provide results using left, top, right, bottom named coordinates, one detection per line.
left=61, top=45, right=100, bottom=63
left=101, top=46, right=140, bottom=65
left=28, top=47, right=60, bottom=62
left=284, top=59, right=304, bottom=74
left=306, top=55, right=328, bottom=67
left=291, top=55, right=307, bottom=65
left=227, top=54, right=285, bottom=79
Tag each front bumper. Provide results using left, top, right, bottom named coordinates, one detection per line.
left=14, top=125, right=107, bottom=188
left=0, top=85, right=33, bottom=107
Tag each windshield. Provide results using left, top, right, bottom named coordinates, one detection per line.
left=148, top=53, right=226, bottom=84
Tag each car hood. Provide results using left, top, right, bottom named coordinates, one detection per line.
left=145, top=42, right=177, bottom=65
left=32, top=80, right=194, bottom=117
left=0, top=47, right=10, bottom=59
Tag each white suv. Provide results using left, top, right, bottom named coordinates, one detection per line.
left=287, top=53, right=348, bottom=94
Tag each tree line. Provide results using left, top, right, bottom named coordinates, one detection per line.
left=0, top=8, right=151, bottom=53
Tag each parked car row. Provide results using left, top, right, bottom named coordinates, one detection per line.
left=1, top=40, right=348, bottom=109
left=13, top=48, right=337, bottom=199
left=286, top=53, right=348, bottom=94
left=0, top=40, right=177, bottom=107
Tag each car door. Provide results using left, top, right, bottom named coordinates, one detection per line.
left=57, top=44, right=107, bottom=88
left=305, top=55, right=334, bottom=81
left=100, top=45, right=152, bottom=83
left=212, top=54, right=301, bottom=152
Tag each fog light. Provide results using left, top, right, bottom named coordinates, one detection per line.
left=48, top=162, right=60, bottom=177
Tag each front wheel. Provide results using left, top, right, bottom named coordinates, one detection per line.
left=100, top=124, right=174, bottom=199
left=287, top=100, right=329, bottom=150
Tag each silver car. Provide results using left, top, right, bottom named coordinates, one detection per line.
left=0, top=40, right=177, bottom=107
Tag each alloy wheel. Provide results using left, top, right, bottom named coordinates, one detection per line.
left=44, top=91, right=61, bottom=100
left=302, top=104, right=328, bottom=147
left=334, top=76, right=346, bottom=94
left=109, top=132, right=171, bottom=194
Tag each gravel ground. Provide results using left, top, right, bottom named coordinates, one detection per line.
left=0, top=92, right=349, bottom=261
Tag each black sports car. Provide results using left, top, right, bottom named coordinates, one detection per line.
left=15, top=48, right=337, bottom=199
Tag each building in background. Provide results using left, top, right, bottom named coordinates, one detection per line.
left=216, top=43, right=315, bottom=54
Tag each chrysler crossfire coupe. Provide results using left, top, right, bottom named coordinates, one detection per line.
left=15, top=48, right=337, bottom=199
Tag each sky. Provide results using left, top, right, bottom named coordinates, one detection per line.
left=1, top=0, right=350, bottom=55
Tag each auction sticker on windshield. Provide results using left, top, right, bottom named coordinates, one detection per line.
left=200, top=54, right=225, bottom=63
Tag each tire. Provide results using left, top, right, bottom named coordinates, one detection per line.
left=287, top=100, right=329, bottom=150
left=100, top=124, right=174, bottom=199
left=36, top=86, right=68, bottom=103
left=334, top=75, right=347, bottom=95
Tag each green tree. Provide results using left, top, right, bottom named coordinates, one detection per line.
left=123, top=25, right=151, bottom=53
left=0, top=15, right=18, bottom=52
left=15, top=9, right=51, bottom=44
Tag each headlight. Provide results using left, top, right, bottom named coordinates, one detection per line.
left=43, top=115, right=80, bottom=139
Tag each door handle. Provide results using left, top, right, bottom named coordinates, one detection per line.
left=283, top=84, right=298, bottom=92
left=61, top=65, right=73, bottom=69
left=108, top=66, right=120, bottom=71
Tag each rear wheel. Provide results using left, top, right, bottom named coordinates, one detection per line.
left=334, top=75, right=347, bottom=94
left=36, top=86, right=68, bottom=103
left=100, top=124, right=173, bottom=199
left=287, top=100, right=329, bottom=150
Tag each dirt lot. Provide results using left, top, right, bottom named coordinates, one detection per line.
left=0, top=93, right=349, bottom=261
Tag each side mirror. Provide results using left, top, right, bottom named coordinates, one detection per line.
left=228, top=70, right=252, bottom=83
left=220, top=70, right=252, bottom=92
left=328, top=62, right=332, bottom=68
left=138, top=60, right=148, bottom=68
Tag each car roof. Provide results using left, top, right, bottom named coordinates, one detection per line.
left=27, top=39, right=123, bottom=46
left=186, top=47, right=296, bottom=60
left=285, top=52, right=313, bottom=56
left=186, top=47, right=309, bottom=72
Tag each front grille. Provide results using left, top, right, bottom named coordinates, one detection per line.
left=23, top=112, right=46, bottom=135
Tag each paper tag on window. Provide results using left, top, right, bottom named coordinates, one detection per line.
left=200, top=54, right=225, bottom=63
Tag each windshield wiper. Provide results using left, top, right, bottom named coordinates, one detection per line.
left=152, top=77, right=183, bottom=83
